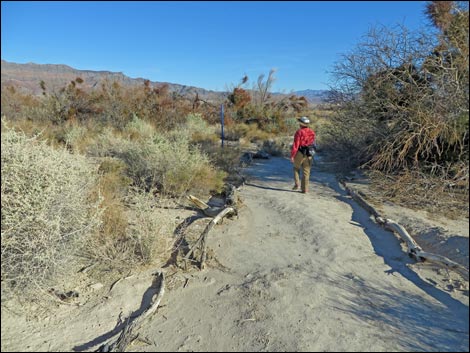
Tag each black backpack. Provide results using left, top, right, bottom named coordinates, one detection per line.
left=299, top=143, right=317, bottom=157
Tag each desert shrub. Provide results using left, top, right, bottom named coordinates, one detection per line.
left=202, top=144, right=243, bottom=175
left=320, top=108, right=375, bottom=171
left=260, top=139, right=288, bottom=157
left=224, top=123, right=251, bottom=141
left=223, top=123, right=274, bottom=143
left=1, top=86, right=42, bottom=121
left=245, top=125, right=273, bottom=143
left=1, top=128, right=102, bottom=299
left=63, top=123, right=88, bottom=152
left=183, top=113, right=219, bottom=144
left=123, top=114, right=156, bottom=141
left=328, top=7, right=468, bottom=182
left=284, top=117, right=300, bottom=136
left=184, top=113, right=208, bottom=134
left=325, top=4, right=469, bottom=211
left=89, top=126, right=225, bottom=196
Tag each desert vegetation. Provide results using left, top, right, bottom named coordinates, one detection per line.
left=0, top=61, right=309, bottom=303
left=1, top=1, right=467, bottom=305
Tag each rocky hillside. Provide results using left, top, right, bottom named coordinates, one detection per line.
left=1, top=60, right=224, bottom=101
left=1, top=60, right=330, bottom=104
left=293, top=89, right=331, bottom=104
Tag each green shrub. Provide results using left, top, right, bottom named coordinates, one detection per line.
left=124, top=114, right=155, bottom=141
left=183, top=113, right=219, bottom=144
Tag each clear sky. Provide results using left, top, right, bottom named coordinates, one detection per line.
left=1, top=1, right=431, bottom=92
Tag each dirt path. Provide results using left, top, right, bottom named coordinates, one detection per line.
left=2, top=155, right=468, bottom=352
left=130, top=156, right=469, bottom=352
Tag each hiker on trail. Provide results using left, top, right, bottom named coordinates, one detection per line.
left=290, top=116, right=316, bottom=194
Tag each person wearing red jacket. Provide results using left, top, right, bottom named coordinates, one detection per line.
left=290, top=116, right=316, bottom=193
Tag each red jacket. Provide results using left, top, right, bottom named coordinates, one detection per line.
left=291, top=127, right=316, bottom=159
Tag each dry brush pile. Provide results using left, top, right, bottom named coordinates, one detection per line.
left=323, top=1, right=469, bottom=216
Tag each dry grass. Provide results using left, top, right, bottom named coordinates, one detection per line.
left=83, top=186, right=175, bottom=271
left=368, top=169, right=469, bottom=220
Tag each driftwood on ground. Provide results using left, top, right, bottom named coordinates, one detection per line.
left=185, top=185, right=238, bottom=269
left=340, top=180, right=469, bottom=281
left=98, top=271, right=165, bottom=352
left=199, top=207, right=236, bottom=269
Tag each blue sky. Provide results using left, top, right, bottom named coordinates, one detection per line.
left=2, top=1, right=431, bottom=92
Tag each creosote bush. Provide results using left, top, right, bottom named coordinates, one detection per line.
left=1, top=128, right=102, bottom=299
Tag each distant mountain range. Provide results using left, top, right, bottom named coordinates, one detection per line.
left=1, top=60, right=330, bottom=103
left=284, top=89, right=331, bottom=104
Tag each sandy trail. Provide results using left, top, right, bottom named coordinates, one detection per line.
left=2, top=155, right=468, bottom=352
left=131, top=156, right=468, bottom=352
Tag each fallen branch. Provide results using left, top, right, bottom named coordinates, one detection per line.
left=183, top=229, right=205, bottom=262
left=187, top=194, right=225, bottom=217
left=99, top=271, right=165, bottom=352
left=382, top=218, right=469, bottom=280
left=378, top=218, right=423, bottom=255
left=340, top=180, right=469, bottom=281
left=187, top=184, right=238, bottom=217
left=183, top=206, right=236, bottom=269
left=199, top=207, right=236, bottom=269
left=185, top=187, right=238, bottom=269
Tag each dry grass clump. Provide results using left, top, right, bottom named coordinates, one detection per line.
left=84, top=186, right=175, bottom=271
left=123, top=189, right=175, bottom=265
left=94, top=157, right=132, bottom=245
left=1, top=128, right=102, bottom=299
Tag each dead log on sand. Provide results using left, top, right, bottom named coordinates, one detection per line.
left=98, top=271, right=165, bottom=352
left=340, top=180, right=469, bottom=281
left=185, top=186, right=238, bottom=269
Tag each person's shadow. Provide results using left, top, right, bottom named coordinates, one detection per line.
left=73, top=274, right=163, bottom=352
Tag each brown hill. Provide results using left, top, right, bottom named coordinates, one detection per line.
left=1, top=60, right=225, bottom=101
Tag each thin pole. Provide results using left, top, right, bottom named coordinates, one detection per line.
left=220, top=104, right=224, bottom=148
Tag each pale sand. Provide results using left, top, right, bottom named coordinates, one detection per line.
left=1, top=155, right=468, bottom=352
